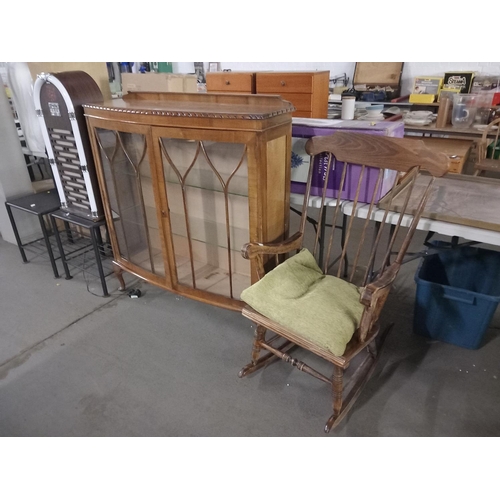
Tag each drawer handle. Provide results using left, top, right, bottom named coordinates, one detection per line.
left=280, top=80, right=286, bottom=86
left=225, top=80, right=230, bottom=85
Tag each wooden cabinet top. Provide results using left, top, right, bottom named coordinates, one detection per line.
left=83, top=91, right=295, bottom=130
left=206, top=71, right=256, bottom=76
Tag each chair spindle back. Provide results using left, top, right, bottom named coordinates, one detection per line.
left=303, top=132, right=449, bottom=287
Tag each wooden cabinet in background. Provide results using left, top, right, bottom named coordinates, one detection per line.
left=206, top=70, right=331, bottom=118
left=83, top=92, right=294, bottom=311
left=206, top=72, right=256, bottom=94
left=256, top=71, right=330, bottom=118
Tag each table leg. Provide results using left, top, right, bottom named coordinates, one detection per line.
left=424, top=231, right=435, bottom=247
left=51, top=216, right=72, bottom=280
left=91, top=226, right=109, bottom=297
left=27, top=164, right=35, bottom=182
left=39, top=214, right=59, bottom=278
left=63, top=221, right=74, bottom=244
left=5, top=204, right=28, bottom=263
left=95, top=225, right=106, bottom=257
left=367, top=221, right=382, bottom=281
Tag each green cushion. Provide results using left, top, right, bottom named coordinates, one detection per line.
left=240, top=248, right=364, bottom=356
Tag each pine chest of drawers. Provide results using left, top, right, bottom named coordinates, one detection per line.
left=205, top=72, right=256, bottom=94
left=255, top=71, right=330, bottom=118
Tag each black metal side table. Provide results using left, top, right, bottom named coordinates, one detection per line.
left=50, top=210, right=119, bottom=297
left=5, top=189, right=62, bottom=278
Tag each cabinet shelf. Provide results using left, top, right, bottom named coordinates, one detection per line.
left=385, top=97, right=440, bottom=107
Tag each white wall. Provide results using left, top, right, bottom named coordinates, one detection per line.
left=174, top=62, right=500, bottom=96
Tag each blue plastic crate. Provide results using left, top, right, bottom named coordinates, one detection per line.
left=414, top=246, right=500, bottom=349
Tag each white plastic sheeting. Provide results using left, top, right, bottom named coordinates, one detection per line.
left=6, top=62, right=46, bottom=156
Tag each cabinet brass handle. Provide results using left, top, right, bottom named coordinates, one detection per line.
left=225, top=80, right=230, bottom=85
left=280, top=81, right=286, bottom=86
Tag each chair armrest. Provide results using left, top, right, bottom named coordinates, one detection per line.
left=357, top=262, right=400, bottom=341
left=241, top=231, right=303, bottom=260
left=359, top=262, right=400, bottom=306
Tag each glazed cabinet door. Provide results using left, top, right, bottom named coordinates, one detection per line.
left=152, top=128, right=254, bottom=304
left=88, top=121, right=170, bottom=286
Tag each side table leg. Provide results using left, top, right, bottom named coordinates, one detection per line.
left=51, top=216, right=72, bottom=280
left=63, top=221, right=74, bottom=244
left=91, top=226, right=109, bottom=297
left=95, top=225, right=106, bottom=257
left=39, top=214, right=59, bottom=278
left=5, top=204, right=28, bottom=263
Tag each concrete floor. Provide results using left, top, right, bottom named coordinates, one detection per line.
left=1, top=223, right=499, bottom=437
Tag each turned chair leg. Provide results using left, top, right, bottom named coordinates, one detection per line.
left=252, top=325, right=266, bottom=363
left=324, top=366, right=345, bottom=432
left=332, top=365, right=344, bottom=416
left=324, top=324, right=395, bottom=432
left=239, top=325, right=268, bottom=378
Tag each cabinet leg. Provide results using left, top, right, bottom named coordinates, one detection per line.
left=114, top=264, right=126, bottom=291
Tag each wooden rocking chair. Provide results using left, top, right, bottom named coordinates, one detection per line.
left=472, top=117, right=500, bottom=177
left=238, top=132, right=449, bottom=433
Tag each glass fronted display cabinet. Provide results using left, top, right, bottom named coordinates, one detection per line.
left=84, top=92, right=294, bottom=311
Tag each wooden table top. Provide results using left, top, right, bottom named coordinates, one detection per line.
left=404, top=123, right=498, bottom=138
left=407, top=137, right=474, bottom=157
left=407, top=137, right=474, bottom=173
left=378, top=173, right=500, bottom=232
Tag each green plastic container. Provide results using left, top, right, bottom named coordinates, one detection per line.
left=487, top=139, right=500, bottom=160
left=156, top=62, right=173, bottom=73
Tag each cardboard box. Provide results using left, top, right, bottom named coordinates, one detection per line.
left=121, top=73, right=198, bottom=94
